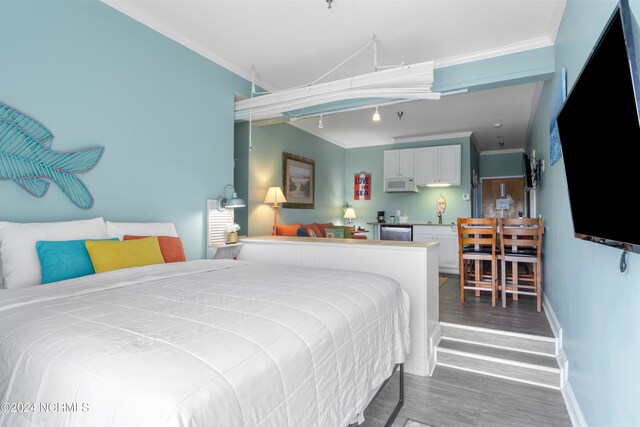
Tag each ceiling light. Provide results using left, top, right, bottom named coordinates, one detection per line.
left=397, top=111, right=404, bottom=120
left=372, top=106, right=381, bottom=122
left=494, top=123, right=502, bottom=128
left=318, top=115, right=324, bottom=129
left=326, top=0, right=333, bottom=8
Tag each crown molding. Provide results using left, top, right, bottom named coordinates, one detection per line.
left=548, top=0, right=567, bottom=44
left=394, top=131, right=473, bottom=145
left=102, top=0, right=558, bottom=94
left=101, top=0, right=277, bottom=92
left=433, top=37, right=554, bottom=69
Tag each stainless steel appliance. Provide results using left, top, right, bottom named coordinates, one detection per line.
left=380, top=225, right=413, bottom=241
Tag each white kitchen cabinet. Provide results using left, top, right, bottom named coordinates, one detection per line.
left=414, top=147, right=438, bottom=185
left=384, top=148, right=415, bottom=178
left=437, top=145, right=461, bottom=186
left=413, top=224, right=459, bottom=274
left=414, top=144, right=461, bottom=186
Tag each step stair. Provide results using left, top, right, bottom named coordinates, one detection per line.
left=437, top=322, right=560, bottom=389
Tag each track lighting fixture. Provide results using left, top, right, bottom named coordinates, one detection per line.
left=318, top=115, right=324, bottom=129
left=372, top=106, right=381, bottom=122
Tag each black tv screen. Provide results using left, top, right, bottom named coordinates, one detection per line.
left=522, top=153, right=533, bottom=189
left=557, top=4, right=640, bottom=251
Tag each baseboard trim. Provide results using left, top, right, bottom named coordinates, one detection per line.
left=561, top=375, right=588, bottom=427
left=543, top=293, right=586, bottom=427
left=404, top=356, right=426, bottom=377
left=428, top=324, right=442, bottom=377
left=542, top=292, right=563, bottom=355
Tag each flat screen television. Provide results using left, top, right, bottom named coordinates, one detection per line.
left=556, top=1, right=640, bottom=253
left=522, top=153, right=534, bottom=190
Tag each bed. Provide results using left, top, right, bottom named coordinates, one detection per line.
left=0, top=259, right=410, bottom=427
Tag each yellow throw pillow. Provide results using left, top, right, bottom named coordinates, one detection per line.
left=86, top=236, right=165, bottom=273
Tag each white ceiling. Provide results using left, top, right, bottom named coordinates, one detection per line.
left=291, top=82, right=543, bottom=150
left=103, top=0, right=565, bottom=150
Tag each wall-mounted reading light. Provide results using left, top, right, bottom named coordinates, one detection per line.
left=216, top=184, right=245, bottom=211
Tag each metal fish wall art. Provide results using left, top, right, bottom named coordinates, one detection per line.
left=0, top=102, right=104, bottom=209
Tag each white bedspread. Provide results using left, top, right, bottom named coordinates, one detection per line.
left=0, top=260, right=410, bottom=427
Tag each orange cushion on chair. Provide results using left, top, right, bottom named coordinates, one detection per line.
left=302, top=224, right=323, bottom=238
left=315, top=223, right=334, bottom=238
left=275, top=224, right=302, bottom=236
left=124, top=235, right=186, bottom=263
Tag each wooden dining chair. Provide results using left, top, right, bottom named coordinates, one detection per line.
left=498, top=218, right=544, bottom=312
left=457, top=218, right=498, bottom=307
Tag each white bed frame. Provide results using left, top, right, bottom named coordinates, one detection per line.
left=237, top=236, right=440, bottom=377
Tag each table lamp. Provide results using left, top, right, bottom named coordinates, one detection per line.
left=344, top=207, right=357, bottom=225
left=264, top=186, right=286, bottom=236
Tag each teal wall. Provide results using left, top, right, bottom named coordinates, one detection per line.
left=527, top=1, right=640, bottom=425
left=479, top=152, right=523, bottom=177
left=0, top=0, right=250, bottom=259
left=344, top=137, right=472, bottom=227
left=236, top=123, right=346, bottom=236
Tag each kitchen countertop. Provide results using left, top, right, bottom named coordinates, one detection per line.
left=366, top=222, right=457, bottom=227
left=240, top=235, right=438, bottom=248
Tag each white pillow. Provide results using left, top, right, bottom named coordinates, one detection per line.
left=106, top=221, right=178, bottom=239
left=0, top=218, right=107, bottom=289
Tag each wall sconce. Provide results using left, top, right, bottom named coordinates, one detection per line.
left=217, top=184, right=245, bottom=211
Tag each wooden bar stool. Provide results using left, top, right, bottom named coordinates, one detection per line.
left=498, top=218, right=544, bottom=312
left=457, top=218, right=498, bottom=307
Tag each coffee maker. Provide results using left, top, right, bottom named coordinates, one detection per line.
left=377, top=211, right=386, bottom=223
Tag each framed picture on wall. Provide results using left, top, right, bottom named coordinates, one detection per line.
left=282, top=152, right=315, bottom=209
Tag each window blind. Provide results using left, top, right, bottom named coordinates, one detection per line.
left=207, top=199, right=234, bottom=246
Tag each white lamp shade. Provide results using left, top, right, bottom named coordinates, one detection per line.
left=343, top=207, right=357, bottom=219
left=264, top=186, right=286, bottom=204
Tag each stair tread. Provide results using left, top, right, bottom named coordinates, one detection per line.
left=440, top=323, right=556, bottom=355
left=439, top=339, right=559, bottom=369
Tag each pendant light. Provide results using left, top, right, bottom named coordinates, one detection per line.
left=318, top=114, right=324, bottom=129
left=372, top=106, right=381, bottom=122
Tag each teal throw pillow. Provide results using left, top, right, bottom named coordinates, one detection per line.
left=36, top=238, right=117, bottom=284
left=324, top=227, right=345, bottom=238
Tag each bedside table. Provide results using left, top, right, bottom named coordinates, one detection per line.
left=207, top=243, right=242, bottom=260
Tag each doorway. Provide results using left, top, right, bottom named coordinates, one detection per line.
left=481, top=177, right=526, bottom=218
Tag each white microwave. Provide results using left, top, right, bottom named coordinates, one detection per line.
left=384, top=177, right=417, bottom=192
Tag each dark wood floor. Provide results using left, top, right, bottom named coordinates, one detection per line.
left=439, top=275, right=553, bottom=337
left=362, top=367, right=571, bottom=427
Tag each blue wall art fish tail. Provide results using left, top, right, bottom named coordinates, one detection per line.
left=0, top=101, right=104, bottom=209
left=15, top=177, right=50, bottom=198
left=48, top=169, right=95, bottom=210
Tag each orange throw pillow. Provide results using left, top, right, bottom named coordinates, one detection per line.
left=275, top=224, right=302, bottom=236
left=315, top=223, right=334, bottom=238
left=123, top=235, right=186, bottom=263
left=302, top=224, right=323, bottom=238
